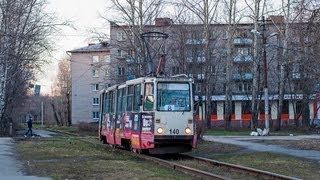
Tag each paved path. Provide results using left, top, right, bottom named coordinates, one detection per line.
left=203, top=135, right=320, bottom=162
left=16, top=129, right=57, bottom=138
left=0, top=137, right=50, bottom=180
left=1, top=128, right=55, bottom=180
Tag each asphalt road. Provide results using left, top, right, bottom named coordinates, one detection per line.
left=203, top=135, right=320, bottom=162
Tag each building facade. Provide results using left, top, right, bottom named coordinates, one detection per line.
left=68, top=42, right=111, bottom=124
left=108, top=17, right=320, bottom=128
left=69, top=17, right=320, bottom=126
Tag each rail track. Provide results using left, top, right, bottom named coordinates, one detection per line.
left=79, top=139, right=300, bottom=179
left=48, top=130, right=301, bottom=180
left=166, top=154, right=301, bottom=180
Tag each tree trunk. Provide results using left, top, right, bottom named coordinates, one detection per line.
left=51, top=102, right=61, bottom=126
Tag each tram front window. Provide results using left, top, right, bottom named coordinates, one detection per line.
left=157, top=83, right=191, bottom=111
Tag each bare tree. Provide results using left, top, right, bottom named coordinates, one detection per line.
left=52, top=57, right=71, bottom=126
left=0, top=0, right=67, bottom=135
left=102, top=0, right=166, bottom=81
left=289, top=0, right=320, bottom=128
left=177, top=0, right=220, bottom=129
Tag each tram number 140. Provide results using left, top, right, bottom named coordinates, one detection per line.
left=169, top=129, right=179, bottom=135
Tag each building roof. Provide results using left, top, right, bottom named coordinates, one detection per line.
left=67, top=41, right=110, bottom=53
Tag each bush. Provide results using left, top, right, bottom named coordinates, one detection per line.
left=78, top=122, right=99, bottom=134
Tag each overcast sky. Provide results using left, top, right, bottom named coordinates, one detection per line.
left=39, top=0, right=108, bottom=94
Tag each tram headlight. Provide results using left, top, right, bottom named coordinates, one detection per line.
left=185, top=127, right=192, bottom=134
left=157, top=127, right=164, bottom=134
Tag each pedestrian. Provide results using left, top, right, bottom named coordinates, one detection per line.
left=24, top=117, right=33, bottom=137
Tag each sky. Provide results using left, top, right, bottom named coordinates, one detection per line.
left=38, top=0, right=108, bottom=94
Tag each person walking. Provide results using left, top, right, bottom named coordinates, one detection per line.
left=24, top=117, right=33, bottom=137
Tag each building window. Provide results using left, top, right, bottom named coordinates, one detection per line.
left=92, top=111, right=99, bottom=119
left=118, top=67, right=125, bottom=75
left=209, top=65, right=216, bottom=73
left=236, top=47, right=250, bottom=55
left=105, top=55, right=111, bottom=63
left=195, top=84, right=201, bottom=93
left=244, top=83, right=251, bottom=91
left=172, top=66, right=180, bottom=74
left=92, top=69, right=99, bottom=77
left=292, top=63, right=300, bottom=79
left=197, top=74, right=205, bottom=80
left=222, top=31, right=228, bottom=40
left=93, top=97, right=99, bottom=105
left=92, top=84, right=99, bottom=91
left=92, top=56, right=99, bottom=63
left=241, top=101, right=252, bottom=114
left=238, top=82, right=252, bottom=92
left=117, top=31, right=125, bottom=41
left=117, top=49, right=122, bottom=57
left=104, top=68, right=109, bottom=76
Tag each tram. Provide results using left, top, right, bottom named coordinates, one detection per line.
left=98, top=75, right=197, bottom=154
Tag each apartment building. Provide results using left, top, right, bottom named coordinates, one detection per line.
left=68, top=42, right=111, bottom=124
left=68, top=17, right=319, bottom=126
left=108, top=17, right=320, bottom=127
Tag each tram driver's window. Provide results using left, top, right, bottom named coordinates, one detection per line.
left=144, top=83, right=154, bottom=111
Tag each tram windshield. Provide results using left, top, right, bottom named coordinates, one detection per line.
left=157, top=82, right=191, bottom=111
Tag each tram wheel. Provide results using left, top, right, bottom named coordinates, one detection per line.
left=132, top=148, right=142, bottom=154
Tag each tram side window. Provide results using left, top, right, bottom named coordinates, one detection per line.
left=144, top=83, right=154, bottom=111
left=127, top=85, right=134, bottom=111
left=121, top=88, right=127, bottom=112
left=104, top=93, right=108, bottom=113
left=117, top=89, right=123, bottom=112
left=105, top=91, right=114, bottom=113
left=133, top=84, right=141, bottom=111
left=102, top=94, right=106, bottom=114
left=110, top=91, right=114, bottom=113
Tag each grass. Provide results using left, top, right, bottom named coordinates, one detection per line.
left=15, top=138, right=194, bottom=180
left=204, top=129, right=251, bottom=136
left=211, top=152, right=320, bottom=180
left=203, top=127, right=311, bottom=136
left=188, top=140, right=320, bottom=180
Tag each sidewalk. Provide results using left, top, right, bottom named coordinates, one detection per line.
left=0, top=137, right=50, bottom=180
left=203, top=135, right=320, bottom=162
left=16, top=129, right=57, bottom=138
left=0, top=128, right=56, bottom=180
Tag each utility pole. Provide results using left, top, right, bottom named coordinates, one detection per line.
left=41, top=101, right=44, bottom=127
left=262, top=16, right=269, bottom=129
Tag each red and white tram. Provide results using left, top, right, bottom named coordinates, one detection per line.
left=99, top=75, right=197, bottom=154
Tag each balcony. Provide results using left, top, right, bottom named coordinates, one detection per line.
left=186, top=57, right=193, bottom=63
left=233, top=37, right=253, bottom=46
left=186, top=38, right=206, bottom=45
left=197, top=56, right=206, bottom=63
left=233, top=73, right=253, bottom=81
left=196, top=74, right=205, bottom=80
left=186, top=56, right=206, bottom=63
left=233, top=54, right=253, bottom=63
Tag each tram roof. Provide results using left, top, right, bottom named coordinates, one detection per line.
left=101, top=75, right=193, bottom=92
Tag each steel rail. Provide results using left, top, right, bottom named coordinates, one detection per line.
left=75, top=137, right=230, bottom=179
left=181, top=154, right=301, bottom=180
left=141, top=155, right=228, bottom=180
